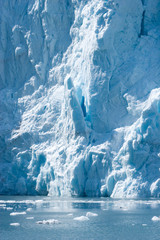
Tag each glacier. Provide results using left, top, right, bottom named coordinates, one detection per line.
left=0, top=0, right=160, bottom=198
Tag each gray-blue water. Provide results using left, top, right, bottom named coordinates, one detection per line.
left=1, top=197, right=160, bottom=240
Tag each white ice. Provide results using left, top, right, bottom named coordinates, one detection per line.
left=10, top=212, right=26, bottom=216
left=152, top=216, right=160, bottom=221
left=26, top=208, right=32, bottom=212
left=36, top=219, right=60, bottom=224
left=73, top=216, right=89, bottom=221
left=26, top=217, right=34, bottom=220
left=10, top=223, right=20, bottom=226
left=86, top=212, right=98, bottom=217
left=0, top=0, right=160, bottom=198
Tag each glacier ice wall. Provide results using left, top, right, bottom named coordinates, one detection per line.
left=0, top=0, right=160, bottom=198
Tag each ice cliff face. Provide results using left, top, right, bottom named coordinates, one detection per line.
left=0, top=0, right=160, bottom=198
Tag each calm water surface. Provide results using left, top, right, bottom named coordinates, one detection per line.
left=0, top=196, right=160, bottom=240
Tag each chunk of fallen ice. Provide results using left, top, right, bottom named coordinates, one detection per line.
left=26, top=208, right=32, bottom=212
left=86, top=212, right=98, bottom=217
left=36, top=219, right=60, bottom=224
left=67, top=213, right=73, bottom=216
left=26, top=217, right=34, bottom=220
left=6, top=207, right=13, bottom=210
left=1, top=207, right=13, bottom=210
left=142, top=224, right=147, bottom=226
left=73, top=216, right=89, bottom=221
left=10, top=211, right=26, bottom=216
left=35, top=200, right=44, bottom=204
left=0, top=204, right=6, bottom=207
left=152, top=216, right=160, bottom=221
left=10, top=223, right=20, bottom=226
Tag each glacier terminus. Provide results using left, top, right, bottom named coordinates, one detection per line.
left=0, top=0, right=160, bottom=198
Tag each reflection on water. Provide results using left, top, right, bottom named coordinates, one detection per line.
left=1, top=196, right=160, bottom=240
left=1, top=196, right=160, bottom=211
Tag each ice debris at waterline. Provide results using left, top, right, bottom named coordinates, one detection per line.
left=152, top=216, right=160, bottom=221
left=26, top=217, right=34, bottom=220
left=36, top=219, right=61, bottom=225
left=10, top=212, right=26, bottom=216
left=26, top=208, right=32, bottom=212
left=86, top=212, right=98, bottom=217
left=10, top=223, right=20, bottom=227
left=0, top=0, right=160, bottom=198
left=73, top=216, right=89, bottom=221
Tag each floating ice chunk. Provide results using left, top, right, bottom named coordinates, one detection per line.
left=0, top=204, right=6, bottom=207
left=10, top=211, right=26, bottom=216
left=73, top=216, right=89, bottom=221
left=1, top=206, right=13, bottom=210
left=67, top=213, right=73, bottom=216
left=86, top=212, right=98, bottom=217
left=26, top=208, right=32, bottom=212
left=35, top=200, right=44, bottom=204
left=142, top=224, right=147, bottom=226
left=10, top=223, right=20, bottom=226
left=36, top=219, right=60, bottom=224
left=26, top=217, right=34, bottom=220
left=6, top=207, right=13, bottom=211
left=152, top=216, right=160, bottom=221
left=35, top=200, right=44, bottom=207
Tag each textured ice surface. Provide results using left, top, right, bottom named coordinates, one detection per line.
left=0, top=0, right=160, bottom=198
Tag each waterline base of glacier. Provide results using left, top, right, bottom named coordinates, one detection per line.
left=1, top=196, right=160, bottom=240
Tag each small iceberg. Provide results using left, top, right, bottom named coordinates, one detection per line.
left=10, top=211, right=26, bottom=216
left=67, top=213, right=73, bottom=216
left=73, top=216, right=89, bottom=221
left=152, top=216, right=160, bottom=221
left=10, top=223, right=20, bottom=226
left=26, top=217, right=34, bottom=220
left=142, top=224, right=147, bottom=226
left=86, top=212, right=98, bottom=217
left=26, top=208, right=32, bottom=212
left=6, top=207, right=13, bottom=211
left=36, top=219, right=60, bottom=225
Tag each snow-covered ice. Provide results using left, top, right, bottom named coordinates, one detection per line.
left=10, top=212, right=26, bottom=216
left=67, top=213, right=73, bottom=216
left=26, top=208, right=32, bottom=212
left=86, top=212, right=98, bottom=217
left=36, top=219, right=60, bottom=224
left=5, top=207, right=13, bottom=211
left=0, top=0, right=160, bottom=198
left=152, top=216, right=160, bottom=221
left=10, top=223, right=20, bottom=226
left=26, top=217, right=34, bottom=220
left=73, top=216, right=89, bottom=221
left=142, top=224, right=147, bottom=226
